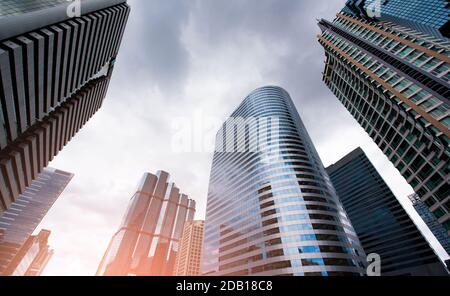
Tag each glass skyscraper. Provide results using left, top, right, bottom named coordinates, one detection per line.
left=3, top=229, right=54, bottom=276
left=409, top=193, right=450, bottom=256
left=202, top=86, right=366, bottom=276
left=342, top=0, right=449, bottom=40
left=0, top=167, right=73, bottom=275
left=318, top=9, right=450, bottom=238
left=97, top=171, right=196, bottom=276
left=174, top=220, right=204, bottom=276
left=0, top=0, right=130, bottom=215
left=326, top=148, right=448, bottom=276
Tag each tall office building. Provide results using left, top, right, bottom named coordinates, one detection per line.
left=174, top=220, right=204, bottom=276
left=409, top=193, right=450, bottom=256
left=3, top=229, right=54, bottom=276
left=318, top=10, right=450, bottom=237
left=342, top=0, right=450, bottom=40
left=0, top=167, right=73, bottom=274
left=202, top=86, right=366, bottom=276
left=326, top=148, right=448, bottom=276
left=0, top=0, right=130, bottom=215
left=97, top=171, right=196, bottom=276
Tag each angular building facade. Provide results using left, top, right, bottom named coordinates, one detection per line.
left=0, top=167, right=72, bottom=274
left=3, top=229, right=54, bottom=276
left=0, top=0, right=130, bottom=214
left=97, top=171, right=196, bottom=276
left=318, top=11, right=450, bottom=237
left=202, top=86, right=367, bottom=276
left=174, top=220, right=204, bottom=276
left=409, top=193, right=450, bottom=256
left=342, top=0, right=450, bottom=40
left=326, top=148, right=448, bottom=276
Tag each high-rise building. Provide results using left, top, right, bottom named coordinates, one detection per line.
left=202, top=86, right=367, bottom=276
left=0, top=167, right=72, bottom=274
left=342, top=0, right=449, bottom=40
left=409, top=193, right=450, bottom=256
left=97, top=171, right=196, bottom=276
left=317, top=10, right=450, bottom=237
left=174, top=220, right=204, bottom=276
left=0, top=0, right=130, bottom=215
left=326, top=147, right=448, bottom=276
left=3, top=229, right=54, bottom=276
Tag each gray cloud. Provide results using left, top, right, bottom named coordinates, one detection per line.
left=37, top=0, right=447, bottom=276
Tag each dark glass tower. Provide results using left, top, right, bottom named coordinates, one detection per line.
left=0, top=167, right=72, bottom=274
left=326, top=147, right=448, bottom=276
left=0, top=0, right=130, bottom=215
left=202, top=86, right=366, bottom=276
left=342, top=0, right=450, bottom=39
left=97, top=171, right=196, bottom=276
left=318, top=9, right=450, bottom=237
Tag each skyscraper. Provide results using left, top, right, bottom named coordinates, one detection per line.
left=202, top=86, right=366, bottom=276
left=342, top=0, right=450, bottom=40
left=174, top=220, right=204, bottom=276
left=0, top=0, right=130, bottom=215
left=409, top=193, right=450, bottom=256
left=97, top=171, right=196, bottom=276
left=3, top=229, right=54, bottom=276
left=0, top=167, right=73, bottom=274
left=326, top=147, right=448, bottom=276
left=317, top=10, right=450, bottom=237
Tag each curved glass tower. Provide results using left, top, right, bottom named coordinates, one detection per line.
left=202, top=86, right=366, bottom=276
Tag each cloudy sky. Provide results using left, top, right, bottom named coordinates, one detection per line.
left=37, top=0, right=449, bottom=276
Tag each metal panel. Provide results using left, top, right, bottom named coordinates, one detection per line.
left=10, top=150, right=25, bottom=193
left=49, top=25, right=63, bottom=107
left=97, top=10, right=113, bottom=69
left=76, top=17, right=91, bottom=89
left=53, top=112, right=63, bottom=153
left=14, top=142, right=32, bottom=187
left=71, top=19, right=86, bottom=91
left=39, top=29, right=55, bottom=116
left=1, top=41, right=27, bottom=136
left=91, top=11, right=107, bottom=76
left=29, top=32, right=45, bottom=122
left=15, top=36, right=36, bottom=127
left=0, top=166, right=13, bottom=210
left=0, top=158, right=19, bottom=203
left=47, top=116, right=57, bottom=162
left=57, top=106, right=67, bottom=149
left=85, top=14, right=100, bottom=81
left=35, top=128, right=45, bottom=173
left=26, top=135, right=38, bottom=179
left=65, top=21, right=78, bottom=98
left=57, top=23, right=70, bottom=101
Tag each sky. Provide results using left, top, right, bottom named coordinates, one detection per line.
left=37, top=0, right=449, bottom=276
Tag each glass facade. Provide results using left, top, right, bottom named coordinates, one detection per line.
left=202, top=86, right=366, bottom=276
left=0, top=0, right=67, bottom=18
left=327, top=148, right=448, bottom=275
left=3, top=229, right=53, bottom=276
left=318, top=12, right=450, bottom=238
left=343, top=0, right=450, bottom=39
left=409, top=193, right=450, bottom=256
left=97, top=171, right=196, bottom=276
left=0, top=167, right=72, bottom=274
